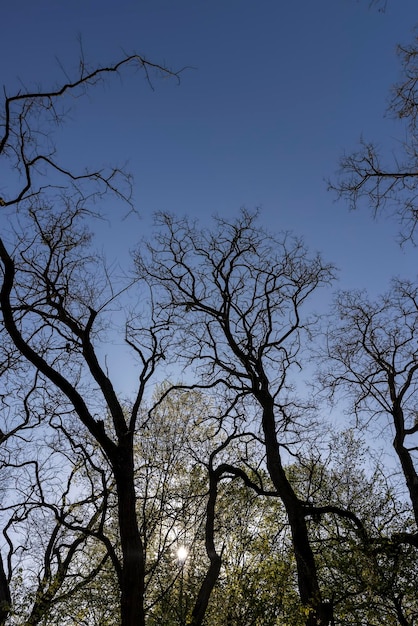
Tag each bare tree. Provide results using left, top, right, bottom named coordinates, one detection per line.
left=0, top=51, right=181, bottom=626
left=135, top=209, right=339, bottom=625
left=330, top=31, right=418, bottom=244
left=321, top=278, right=418, bottom=545
left=0, top=204, right=173, bottom=625
left=0, top=49, right=182, bottom=211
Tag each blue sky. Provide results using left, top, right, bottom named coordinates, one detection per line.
left=1, top=0, right=417, bottom=298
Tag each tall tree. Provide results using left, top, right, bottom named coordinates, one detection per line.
left=0, top=52, right=180, bottom=626
left=321, top=279, right=418, bottom=546
left=135, top=209, right=340, bottom=625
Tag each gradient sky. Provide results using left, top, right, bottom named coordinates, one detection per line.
left=1, top=1, right=417, bottom=308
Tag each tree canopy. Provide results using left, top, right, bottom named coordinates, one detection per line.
left=1, top=10, right=418, bottom=626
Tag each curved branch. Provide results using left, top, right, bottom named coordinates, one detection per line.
left=0, top=238, right=117, bottom=459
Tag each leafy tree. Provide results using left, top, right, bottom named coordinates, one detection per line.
left=299, top=430, right=418, bottom=625
left=135, top=209, right=345, bottom=625
left=2, top=27, right=417, bottom=626
left=9, top=370, right=414, bottom=626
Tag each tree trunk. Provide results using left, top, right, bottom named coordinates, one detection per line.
left=260, top=392, right=332, bottom=626
left=114, top=448, right=145, bottom=626
left=393, top=404, right=418, bottom=527
left=0, top=552, right=10, bottom=626
left=191, top=471, right=222, bottom=625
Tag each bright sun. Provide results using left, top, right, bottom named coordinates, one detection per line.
left=177, top=546, right=188, bottom=562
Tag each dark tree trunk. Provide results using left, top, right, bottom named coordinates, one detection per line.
left=259, top=391, right=332, bottom=626
left=191, top=552, right=221, bottom=626
left=0, top=552, right=10, bottom=626
left=392, top=403, right=418, bottom=528
left=191, top=471, right=222, bottom=626
left=114, top=447, right=146, bottom=626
